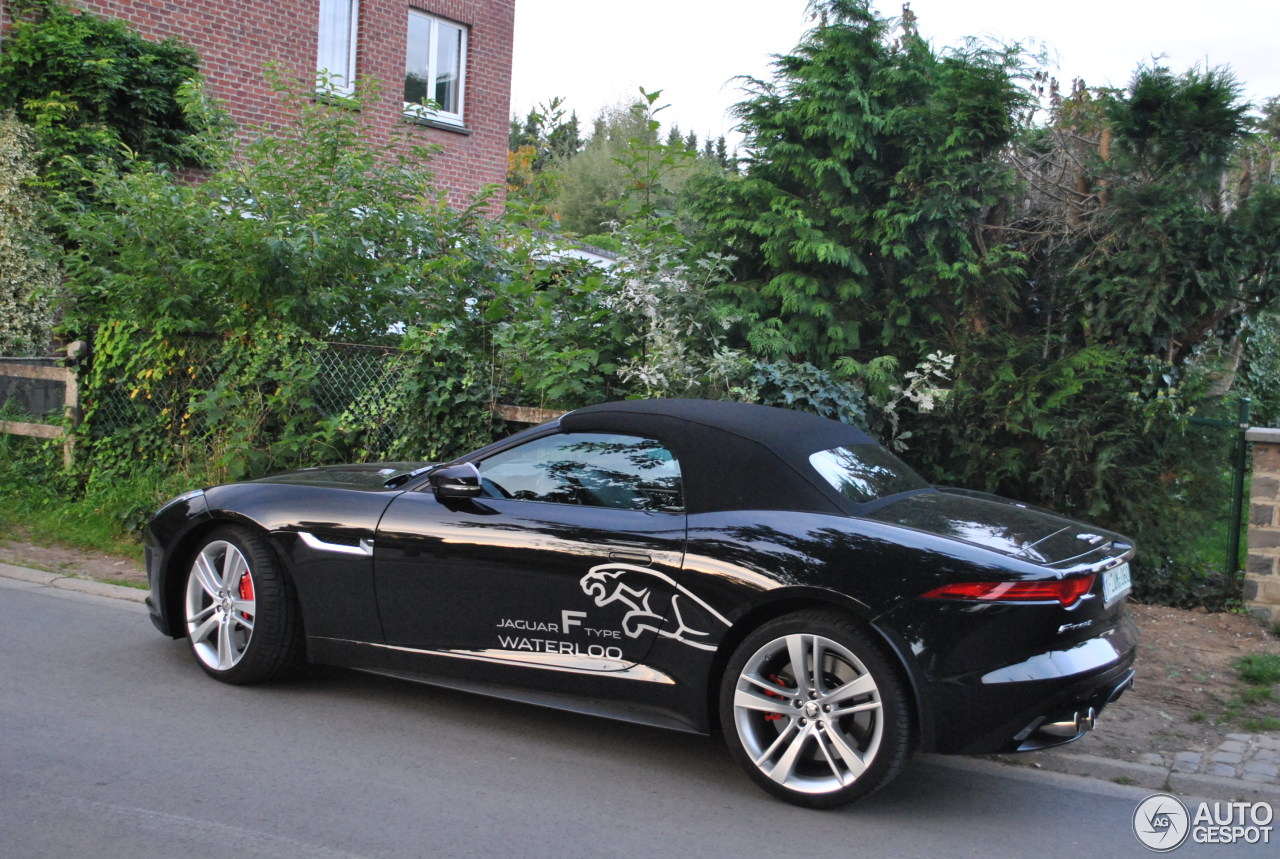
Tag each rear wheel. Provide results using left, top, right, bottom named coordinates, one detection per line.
left=183, top=526, right=304, bottom=684
left=720, top=611, right=911, bottom=808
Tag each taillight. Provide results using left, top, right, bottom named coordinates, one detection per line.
left=920, top=575, right=1095, bottom=607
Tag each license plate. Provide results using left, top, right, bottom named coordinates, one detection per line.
left=1102, top=563, right=1131, bottom=606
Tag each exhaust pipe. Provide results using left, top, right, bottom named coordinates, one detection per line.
left=1038, top=706, right=1097, bottom=738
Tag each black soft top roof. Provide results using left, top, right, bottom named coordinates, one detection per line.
left=559, top=399, right=879, bottom=515
left=565, top=399, right=876, bottom=449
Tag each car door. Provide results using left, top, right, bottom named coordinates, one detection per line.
left=373, top=432, right=690, bottom=677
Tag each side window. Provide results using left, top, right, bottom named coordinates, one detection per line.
left=478, top=433, right=682, bottom=512
left=404, top=9, right=467, bottom=126
left=316, top=0, right=359, bottom=94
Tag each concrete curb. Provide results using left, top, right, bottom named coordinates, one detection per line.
left=1018, top=749, right=1280, bottom=803
left=1168, top=770, right=1280, bottom=803
left=0, top=562, right=147, bottom=604
left=1022, top=751, right=1170, bottom=791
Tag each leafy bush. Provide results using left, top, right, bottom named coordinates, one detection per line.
left=748, top=361, right=869, bottom=429
left=24, top=0, right=1274, bottom=617
left=59, top=71, right=502, bottom=345
left=55, top=71, right=642, bottom=491
left=0, top=0, right=203, bottom=198
left=366, top=324, right=494, bottom=461
left=904, top=339, right=1237, bottom=605
left=484, top=230, right=620, bottom=409
left=0, top=113, right=57, bottom=355
left=49, top=73, right=509, bottom=487
left=1242, top=313, right=1280, bottom=426
left=610, top=223, right=749, bottom=400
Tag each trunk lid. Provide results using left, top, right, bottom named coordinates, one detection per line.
left=867, top=489, right=1129, bottom=568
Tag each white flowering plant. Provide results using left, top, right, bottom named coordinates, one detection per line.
left=0, top=113, right=57, bottom=357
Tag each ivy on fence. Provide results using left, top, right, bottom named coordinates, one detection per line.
left=82, top=322, right=496, bottom=485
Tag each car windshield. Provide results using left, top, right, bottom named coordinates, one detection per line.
left=809, top=445, right=929, bottom=504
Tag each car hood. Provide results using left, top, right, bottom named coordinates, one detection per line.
left=865, top=490, right=1128, bottom=567
left=246, top=462, right=433, bottom=491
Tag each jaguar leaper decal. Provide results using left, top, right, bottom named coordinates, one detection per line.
left=580, top=564, right=731, bottom=652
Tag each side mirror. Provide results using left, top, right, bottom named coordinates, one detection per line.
left=429, top=462, right=483, bottom=499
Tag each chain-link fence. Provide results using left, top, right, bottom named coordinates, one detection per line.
left=310, top=342, right=414, bottom=457
left=86, top=337, right=417, bottom=463
left=88, top=337, right=216, bottom=439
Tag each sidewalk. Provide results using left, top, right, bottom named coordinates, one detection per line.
left=990, top=734, right=1280, bottom=805
left=2, top=560, right=1277, bottom=805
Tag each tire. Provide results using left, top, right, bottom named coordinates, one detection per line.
left=183, top=525, right=304, bottom=684
left=719, top=610, right=911, bottom=808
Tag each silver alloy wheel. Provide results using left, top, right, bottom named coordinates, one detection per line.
left=731, top=632, right=883, bottom=795
left=185, top=540, right=256, bottom=672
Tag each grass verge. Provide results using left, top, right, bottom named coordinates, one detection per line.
left=0, top=434, right=196, bottom=561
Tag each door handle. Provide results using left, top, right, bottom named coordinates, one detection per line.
left=608, top=551, right=652, bottom=565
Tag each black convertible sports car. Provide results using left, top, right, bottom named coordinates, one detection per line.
left=146, top=398, right=1136, bottom=807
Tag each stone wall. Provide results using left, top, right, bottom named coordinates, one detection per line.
left=1245, top=428, right=1280, bottom=624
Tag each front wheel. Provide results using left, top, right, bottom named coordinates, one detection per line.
left=183, top=526, right=304, bottom=684
left=719, top=611, right=911, bottom=808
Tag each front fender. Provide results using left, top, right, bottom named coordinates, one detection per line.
left=145, top=490, right=213, bottom=638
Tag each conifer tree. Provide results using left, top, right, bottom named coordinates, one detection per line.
left=696, top=0, right=1026, bottom=361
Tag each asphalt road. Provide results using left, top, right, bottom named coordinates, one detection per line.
left=1, top=576, right=1272, bottom=859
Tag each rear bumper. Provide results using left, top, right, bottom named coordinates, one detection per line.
left=932, top=659, right=1137, bottom=755
left=1011, top=666, right=1134, bottom=751
left=926, top=614, right=1139, bottom=755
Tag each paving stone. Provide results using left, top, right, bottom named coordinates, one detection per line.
left=1208, top=763, right=1240, bottom=777
left=1211, top=752, right=1244, bottom=765
left=1172, top=760, right=1201, bottom=774
left=1243, top=761, right=1280, bottom=778
left=1253, top=750, right=1280, bottom=764
left=1226, top=733, right=1256, bottom=742
left=1174, top=751, right=1203, bottom=764
left=1217, top=741, right=1248, bottom=754
left=1258, top=736, right=1280, bottom=752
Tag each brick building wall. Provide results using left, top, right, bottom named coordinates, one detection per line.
left=1, top=0, right=515, bottom=209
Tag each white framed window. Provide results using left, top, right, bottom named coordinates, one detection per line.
left=316, top=0, right=359, bottom=94
left=404, top=9, right=467, bottom=127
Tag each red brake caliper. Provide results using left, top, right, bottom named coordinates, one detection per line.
left=764, top=673, right=791, bottom=722
left=238, top=573, right=254, bottom=620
